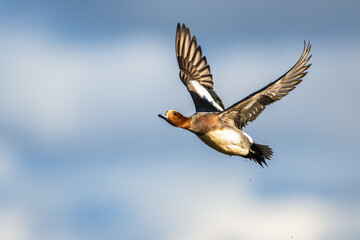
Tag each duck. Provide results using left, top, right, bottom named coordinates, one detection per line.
left=159, top=23, right=312, bottom=167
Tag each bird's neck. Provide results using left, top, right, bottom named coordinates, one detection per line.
left=171, top=114, right=190, bottom=129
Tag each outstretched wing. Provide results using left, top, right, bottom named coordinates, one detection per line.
left=176, top=23, right=224, bottom=112
left=219, top=42, right=312, bottom=129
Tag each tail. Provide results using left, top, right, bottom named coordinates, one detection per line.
left=247, top=143, right=273, bottom=167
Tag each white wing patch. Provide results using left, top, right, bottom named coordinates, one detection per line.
left=189, top=80, right=224, bottom=111
left=242, top=131, right=254, bottom=143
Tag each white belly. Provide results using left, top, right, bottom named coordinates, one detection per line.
left=197, top=128, right=250, bottom=156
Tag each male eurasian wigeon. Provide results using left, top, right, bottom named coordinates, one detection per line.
left=159, top=23, right=311, bottom=167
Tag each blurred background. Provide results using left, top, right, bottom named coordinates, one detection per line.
left=0, top=0, right=359, bottom=239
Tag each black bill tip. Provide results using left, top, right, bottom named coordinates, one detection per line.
left=158, top=114, right=167, bottom=120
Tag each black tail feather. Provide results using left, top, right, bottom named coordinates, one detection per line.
left=247, top=143, right=273, bottom=167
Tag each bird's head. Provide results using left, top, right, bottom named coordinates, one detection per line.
left=158, top=110, right=190, bottom=128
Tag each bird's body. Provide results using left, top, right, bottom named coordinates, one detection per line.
left=197, top=124, right=251, bottom=156
left=188, top=112, right=251, bottom=156
left=159, top=23, right=311, bottom=167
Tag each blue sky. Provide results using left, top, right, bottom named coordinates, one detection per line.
left=0, top=0, right=359, bottom=240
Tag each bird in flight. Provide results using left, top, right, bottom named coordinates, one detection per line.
left=159, top=23, right=312, bottom=167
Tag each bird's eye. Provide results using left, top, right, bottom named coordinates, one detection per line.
left=173, top=112, right=178, bottom=117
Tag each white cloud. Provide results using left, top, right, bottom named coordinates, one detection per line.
left=0, top=152, right=358, bottom=240
left=0, top=209, right=31, bottom=240
left=100, top=161, right=357, bottom=240
left=0, top=30, right=174, bottom=142
left=0, top=32, right=92, bottom=141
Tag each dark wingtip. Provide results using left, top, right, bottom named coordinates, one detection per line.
left=176, top=23, right=181, bottom=35
left=182, top=23, right=186, bottom=31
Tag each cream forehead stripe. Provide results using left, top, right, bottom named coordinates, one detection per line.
left=189, top=80, right=224, bottom=111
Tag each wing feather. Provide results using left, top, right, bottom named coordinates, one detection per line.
left=219, top=42, right=312, bottom=129
left=176, top=23, right=224, bottom=112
